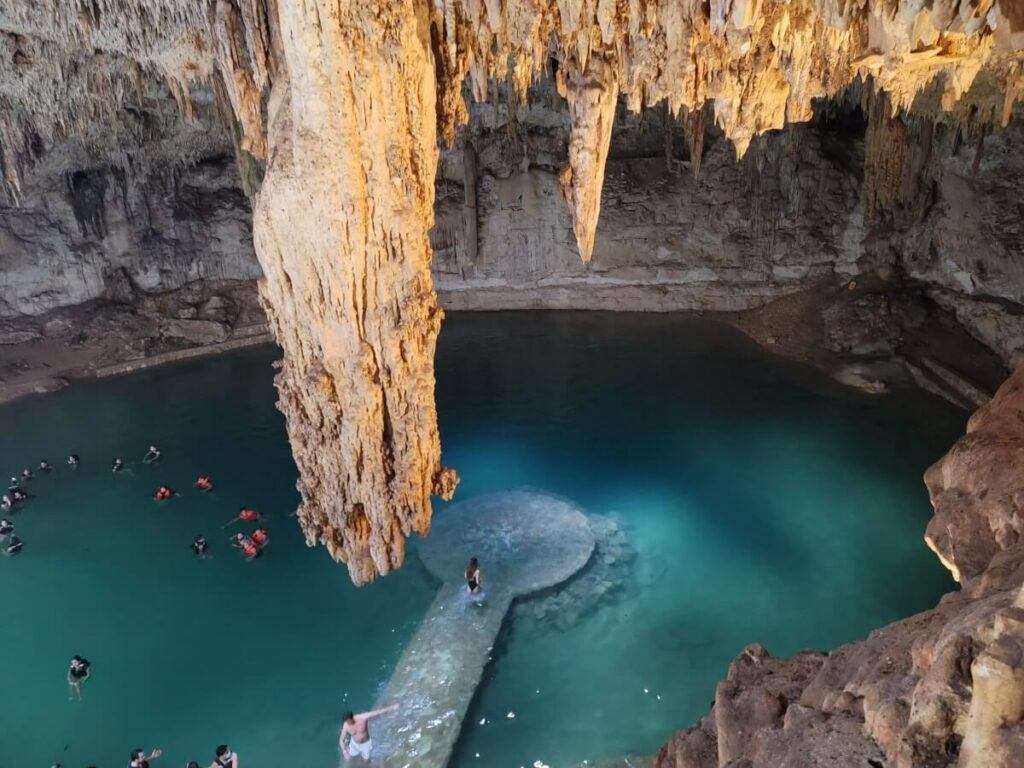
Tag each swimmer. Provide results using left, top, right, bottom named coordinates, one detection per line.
left=194, top=475, right=214, bottom=491
left=1, top=495, right=12, bottom=511
left=39, top=459, right=52, bottom=472
left=21, top=467, right=32, bottom=480
left=191, top=535, right=209, bottom=557
left=67, top=454, right=79, bottom=467
left=7, top=477, right=19, bottom=492
left=153, top=486, right=175, bottom=501
left=340, top=704, right=400, bottom=762
left=11, top=488, right=27, bottom=502
left=67, top=655, right=91, bottom=700
left=128, top=747, right=162, bottom=768
left=143, top=445, right=161, bottom=463
left=251, top=528, right=268, bottom=546
left=230, top=533, right=260, bottom=560
left=0, top=519, right=13, bottom=540
left=466, top=556, right=483, bottom=596
left=221, top=507, right=259, bottom=529
left=210, top=744, right=239, bottom=768
left=112, top=458, right=124, bottom=473
left=5, top=536, right=23, bottom=555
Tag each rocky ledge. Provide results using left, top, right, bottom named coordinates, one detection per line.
left=656, top=364, right=1024, bottom=768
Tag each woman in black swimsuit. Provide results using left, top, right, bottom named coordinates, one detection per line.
left=465, top=557, right=482, bottom=596
left=67, top=655, right=91, bottom=700
left=128, top=747, right=162, bottom=768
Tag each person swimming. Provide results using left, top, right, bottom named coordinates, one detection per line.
left=222, top=507, right=260, bottom=529
left=128, top=747, right=162, bottom=767
left=191, top=535, right=209, bottom=557
left=194, top=475, right=213, bottom=491
left=68, top=454, right=80, bottom=467
left=7, top=477, right=20, bottom=492
left=143, top=446, right=161, bottom=463
left=21, top=467, right=32, bottom=480
left=466, top=556, right=483, bottom=596
left=10, top=488, right=27, bottom=502
left=112, top=458, right=124, bottom=472
left=1, top=495, right=12, bottom=511
left=153, top=486, right=175, bottom=501
left=67, top=655, right=91, bottom=700
left=231, top=533, right=260, bottom=560
left=5, top=536, right=23, bottom=555
left=251, top=528, right=268, bottom=546
left=0, top=519, right=13, bottom=540
left=39, top=459, right=52, bottom=472
left=211, top=744, right=238, bottom=768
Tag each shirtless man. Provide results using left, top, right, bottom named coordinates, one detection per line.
left=340, top=703, right=400, bottom=761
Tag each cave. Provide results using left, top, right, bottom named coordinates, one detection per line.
left=1, top=2, right=1024, bottom=767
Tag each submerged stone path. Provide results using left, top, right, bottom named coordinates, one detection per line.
left=367, top=491, right=595, bottom=767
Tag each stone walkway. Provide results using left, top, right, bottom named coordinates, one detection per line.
left=366, top=491, right=595, bottom=768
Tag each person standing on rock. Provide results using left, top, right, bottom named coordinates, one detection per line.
left=340, top=703, right=400, bottom=761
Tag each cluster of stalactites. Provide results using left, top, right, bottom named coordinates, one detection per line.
left=429, top=0, right=1023, bottom=260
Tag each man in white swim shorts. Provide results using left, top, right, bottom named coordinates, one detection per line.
left=340, top=702, right=401, bottom=761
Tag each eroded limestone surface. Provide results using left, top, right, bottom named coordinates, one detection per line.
left=369, top=491, right=595, bottom=767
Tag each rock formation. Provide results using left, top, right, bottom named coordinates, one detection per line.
left=656, top=362, right=1024, bottom=768
left=2, top=1, right=1024, bottom=582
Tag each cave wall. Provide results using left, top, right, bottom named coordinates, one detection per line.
left=0, top=154, right=257, bottom=317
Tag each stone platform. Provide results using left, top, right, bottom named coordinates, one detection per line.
left=367, top=491, right=595, bottom=767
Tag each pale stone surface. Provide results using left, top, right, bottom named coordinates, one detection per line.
left=370, top=491, right=595, bottom=767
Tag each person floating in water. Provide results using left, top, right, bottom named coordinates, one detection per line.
left=191, top=535, right=209, bottom=557
left=222, top=507, right=260, bottom=529
left=1, top=495, right=12, bottom=511
left=143, top=445, right=161, bottom=463
left=466, top=556, right=483, bottom=596
left=250, top=528, right=269, bottom=547
left=21, top=467, right=32, bottom=481
left=231, top=533, right=261, bottom=560
left=67, top=454, right=79, bottom=467
left=39, top=459, right=52, bottom=472
left=5, top=536, right=23, bottom=555
left=210, top=744, right=239, bottom=768
left=67, top=655, right=91, bottom=700
left=10, top=488, right=27, bottom=503
left=7, top=477, right=20, bottom=492
left=128, top=747, right=162, bottom=767
left=153, top=486, right=176, bottom=501
left=112, top=458, right=124, bottom=473
left=194, top=475, right=214, bottom=492
left=340, top=704, right=400, bottom=762
left=0, top=519, right=13, bottom=540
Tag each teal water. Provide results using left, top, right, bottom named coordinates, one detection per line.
left=0, top=312, right=963, bottom=768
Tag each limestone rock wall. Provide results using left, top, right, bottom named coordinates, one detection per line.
left=0, top=155, right=257, bottom=317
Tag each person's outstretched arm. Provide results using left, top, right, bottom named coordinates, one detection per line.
left=365, top=703, right=400, bottom=720
left=339, top=723, right=351, bottom=761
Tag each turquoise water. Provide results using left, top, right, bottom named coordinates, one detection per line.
left=0, top=312, right=962, bottom=768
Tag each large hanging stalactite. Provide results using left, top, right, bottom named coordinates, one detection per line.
left=251, top=0, right=457, bottom=584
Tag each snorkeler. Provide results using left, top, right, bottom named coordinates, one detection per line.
left=39, top=459, right=52, bottom=472
left=153, top=486, right=176, bottom=501
left=340, top=704, right=400, bottom=762
left=194, top=475, right=214, bottom=492
left=210, top=745, right=239, bottom=768
left=67, top=454, right=79, bottom=467
left=67, top=655, right=91, bottom=700
left=143, top=445, right=161, bottom=463
left=5, top=536, right=23, bottom=555
left=0, top=519, right=13, bottom=540
left=466, top=556, right=483, bottom=596
left=112, top=458, right=124, bottom=472
left=128, top=747, right=162, bottom=767
left=191, top=535, right=209, bottom=557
